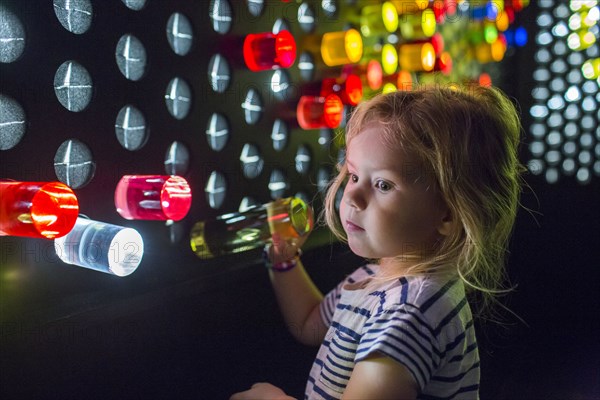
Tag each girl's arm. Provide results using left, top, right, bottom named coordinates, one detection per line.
left=343, top=353, right=418, bottom=400
left=267, top=234, right=328, bottom=347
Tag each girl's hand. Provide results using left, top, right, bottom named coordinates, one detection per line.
left=266, top=233, right=303, bottom=265
left=229, top=382, right=296, bottom=400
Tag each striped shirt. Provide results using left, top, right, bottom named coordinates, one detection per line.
left=305, top=265, right=480, bottom=400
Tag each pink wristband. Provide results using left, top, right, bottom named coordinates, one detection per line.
left=263, top=246, right=302, bottom=272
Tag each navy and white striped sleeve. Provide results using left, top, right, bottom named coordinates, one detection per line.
left=355, top=305, right=438, bottom=390
left=319, top=265, right=376, bottom=327
left=319, top=280, right=344, bottom=327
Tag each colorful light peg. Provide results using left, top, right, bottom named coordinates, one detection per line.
left=243, top=30, right=296, bottom=71
left=389, top=0, right=428, bottom=15
left=0, top=181, right=78, bottom=239
left=115, top=175, right=192, bottom=221
left=474, top=35, right=507, bottom=63
left=54, top=217, right=143, bottom=277
left=507, top=0, right=528, bottom=12
left=366, top=59, right=383, bottom=90
left=321, top=74, right=363, bottom=106
left=321, top=29, right=363, bottom=67
left=484, top=23, right=499, bottom=44
left=399, top=42, right=435, bottom=72
left=190, top=196, right=313, bottom=259
left=568, top=30, right=597, bottom=52
left=396, top=70, right=415, bottom=91
left=504, top=26, right=528, bottom=47
left=582, top=58, right=600, bottom=80
left=471, top=0, right=500, bottom=21
left=382, top=70, right=415, bottom=91
left=412, top=32, right=445, bottom=55
left=296, top=94, right=344, bottom=130
left=433, top=52, right=453, bottom=75
left=496, top=9, right=510, bottom=31
left=399, top=9, right=436, bottom=39
left=478, top=72, right=493, bottom=87
left=382, top=82, right=398, bottom=94
left=381, top=43, right=398, bottom=75
left=359, top=2, right=399, bottom=37
left=342, top=60, right=383, bottom=91
left=432, top=0, right=448, bottom=22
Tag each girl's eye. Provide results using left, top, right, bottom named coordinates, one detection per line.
left=375, top=180, right=392, bottom=192
left=349, top=173, right=358, bottom=183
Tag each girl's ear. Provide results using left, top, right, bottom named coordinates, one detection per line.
left=437, top=208, right=454, bottom=237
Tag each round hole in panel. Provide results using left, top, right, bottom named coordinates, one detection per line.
left=115, top=105, right=148, bottom=151
left=298, top=51, right=315, bottom=82
left=167, top=12, right=194, bottom=56
left=208, top=54, right=231, bottom=93
left=205, top=170, right=227, bottom=209
left=272, top=18, right=291, bottom=34
left=545, top=168, right=559, bottom=184
left=576, top=167, right=591, bottom=184
left=164, top=141, right=190, bottom=176
left=247, top=0, right=264, bottom=17
left=337, top=147, right=346, bottom=167
left=121, top=0, right=147, bottom=11
left=165, top=77, right=192, bottom=120
left=528, top=159, right=544, bottom=176
left=240, top=143, right=264, bottom=179
left=580, top=133, right=594, bottom=149
left=54, top=60, right=93, bottom=112
left=209, top=0, right=233, bottom=35
left=53, top=0, right=93, bottom=35
left=239, top=196, right=261, bottom=212
left=563, top=141, right=578, bottom=157
left=0, top=5, right=26, bottom=63
left=242, top=88, right=263, bottom=125
left=317, top=166, right=332, bottom=193
left=166, top=219, right=186, bottom=244
left=532, top=87, right=550, bottom=101
left=321, top=0, right=337, bottom=19
left=271, top=118, right=289, bottom=151
left=269, top=169, right=289, bottom=199
left=271, top=69, right=293, bottom=102
left=0, top=94, right=26, bottom=150
left=298, top=3, right=316, bottom=33
left=561, top=158, right=576, bottom=175
left=529, top=141, right=545, bottom=157
left=295, top=145, right=311, bottom=175
left=54, top=138, right=96, bottom=189
left=318, top=128, right=333, bottom=147
left=206, top=112, right=230, bottom=151
left=116, top=34, right=147, bottom=81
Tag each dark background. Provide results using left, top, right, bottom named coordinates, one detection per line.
left=1, top=1, right=599, bottom=399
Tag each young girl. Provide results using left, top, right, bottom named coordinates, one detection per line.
left=231, top=85, right=523, bottom=399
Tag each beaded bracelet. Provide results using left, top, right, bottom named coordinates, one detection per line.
left=263, top=245, right=302, bottom=272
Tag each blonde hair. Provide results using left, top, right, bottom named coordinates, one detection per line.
left=324, top=85, right=525, bottom=317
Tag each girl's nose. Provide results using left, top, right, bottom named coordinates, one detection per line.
left=344, top=185, right=365, bottom=210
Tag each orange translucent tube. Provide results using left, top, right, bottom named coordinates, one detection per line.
left=399, top=42, right=435, bottom=71
left=321, top=29, right=363, bottom=66
left=0, top=181, right=79, bottom=239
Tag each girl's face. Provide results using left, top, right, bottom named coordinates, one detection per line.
left=340, top=123, right=449, bottom=264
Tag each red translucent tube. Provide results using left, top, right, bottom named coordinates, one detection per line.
left=115, top=175, right=192, bottom=221
left=296, top=94, right=344, bottom=130
left=0, top=181, right=79, bottom=239
left=321, top=74, right=363, bottom=106
left=243, top=30, right=296, bottom=71
left=433, top=51, right=453, bottom=75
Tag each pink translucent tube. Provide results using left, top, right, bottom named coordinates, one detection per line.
left=0, top=181, right=79, bottom=239
left=114, top=175, right=192, bottom=221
